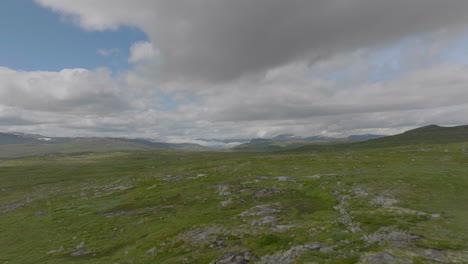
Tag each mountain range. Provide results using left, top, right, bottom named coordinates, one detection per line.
left=1, top=125, right=466, bottom=158
left=0, top=133, right=210, bottom=159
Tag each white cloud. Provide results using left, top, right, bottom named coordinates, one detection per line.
left=128, top=41, right=157, bottom=63
left=0, top=67, right=130, bottom=114
left=0, top=1, right=465, bottom=143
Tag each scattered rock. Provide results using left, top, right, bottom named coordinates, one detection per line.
left=416, top=248, right=448, bottom=263
left=239, top=204, right=282, bottom=218
left=272, top=224, right=296, bottom=233
left=352, top=188, right=371, bottom=197
left=370, top=196, right=399, bottom=207
left=430, top=214, right=442, bottom=220
left=46, top=246, right=64, bottom=254
left=216, top=251, right=256, bottom=264
left=183, top=227, right=220, bottom=243
left=211, top=184, right=238, bottom=196
left=319, top=246, right=335, bottom=254
left=146, top=247, right=157, bottom=255
left=303, top=242, right=322, bottom=250
left=363, top=252, right=397, bottom=263
left=76, top=242, right=85, bottom=249
left=70, top=250, right=91, bottom=256
left=254, top=189, right=281, bottom=198
left=256, top=244, right=316, bottom=264
left=209, top=239, right=227, bottom=249
left=250, top=216, right=277, bottom=226
left=111, top=186, right=134, bottom=191
left=220, top=198, right=233, bottom=207
left=276, top=176, right=291, bottom=182
left=374, top=206, right=429, bottom=217
left=146, top=184, right=159, bottom=190
left=363, top=227, right=420, bottom=246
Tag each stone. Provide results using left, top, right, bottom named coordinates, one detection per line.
left=46, top=246, right=64, bottom=254
left=303, top=242, right=322, bottom=250
left=146, top=247, right=157, bottom=255
left=272, top=224, right=296, bottom=232
left=239, top=204, right=282, bottom=218
left=416, top=248, right=448, bottom=263
left=184, top=227, right=220, bottom=243
left=319, top=246, right=334, bottom=254
left=276, top=176, right=291, bottom=182
left=256, top=245, right=306, bottom=264
left=364, top=252, right=395, bottom=263
left=70, top=250, right=91, bottom=256
left=220, top=198, right=233, bottom=207
left=216, top=251, right=256, bottom=264
left=430, top=214, right=442, bottom=220
left=254, top=189, right=281, bottom=198
left=250, top=216, right=277, bottom=226
left=370, top=196, right=399, bottom=207
left=76, top=242, right=85, bottom=249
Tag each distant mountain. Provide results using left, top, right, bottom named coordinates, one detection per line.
left=232, top=133, right=387, bottom=152
left=248, top=133, right=379, bottom=144
left=355, top=124, right=468, bottom=147
left=346, top=134, right=386, bottom=141
left=287, top=124, right=468, bottom=152
left=0, top=133, right=211, bottom=159
left=232, top=139, right=349, bottom=152
left=0, top=132, right=75, bottom=145
left=196, top=138, right=248, bottom=144
left=249, top=134, right=334, bottom=143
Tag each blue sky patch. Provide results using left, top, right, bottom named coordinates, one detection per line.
left=0, top=0, right=148, bottom=72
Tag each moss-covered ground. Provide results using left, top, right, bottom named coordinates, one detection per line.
left=0, top=143, right=467, bottom=263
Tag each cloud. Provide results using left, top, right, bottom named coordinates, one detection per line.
left=0, top=67, right=131, bottom=114
left=199, top=62, right=468, bottom=123
left=35, top=0, right=468, bottom=82
left=128, top=41, right=157, bottom=63
left=97, top=48, right=119, bottom=56
left=0, top=1, right=465, bottom=144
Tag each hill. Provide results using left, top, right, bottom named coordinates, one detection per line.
left=0, top=133, right=210, bottom=159
left=232, top=134, right=385, bottom=152
left=287, top=124, right=468, bottom=152
left=232, top=139, right=349, bottom=152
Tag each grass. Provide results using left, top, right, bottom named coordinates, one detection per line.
left=0, top=142, right=467, bottom=263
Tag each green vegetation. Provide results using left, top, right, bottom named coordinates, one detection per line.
left=289, top=125, right=468, bottom=152
left=0, top=137, right=209, bottom=159
left=232, top=139, right=350, bottom=152
left=0, top=125, right=467, bottom=263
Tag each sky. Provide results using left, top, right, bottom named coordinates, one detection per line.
left=1, top=0, right=468, bottom=147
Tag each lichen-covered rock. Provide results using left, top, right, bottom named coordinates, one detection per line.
left=253, top=189, right=281, bottom=198
left=217, top=251, right=256, bottom=264
left=416, top=248, right=448, bottom=263
left=250, top=216, right=277, bottom=226
left=70, top=250, right=91, bottom=256
left=239, top=204, right=282, bottom=218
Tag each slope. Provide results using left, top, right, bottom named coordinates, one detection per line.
left=0, top=137, right=210, bottom=159
left=287, top=124, right=468, bottom=153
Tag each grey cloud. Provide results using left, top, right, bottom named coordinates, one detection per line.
left=205, top=64, right=468, bottom=122
left=4, top=1, right=467, bottom=141
left=37, top=0, right=468, bottom=82
left=0, top=67, right=131, bottom=114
